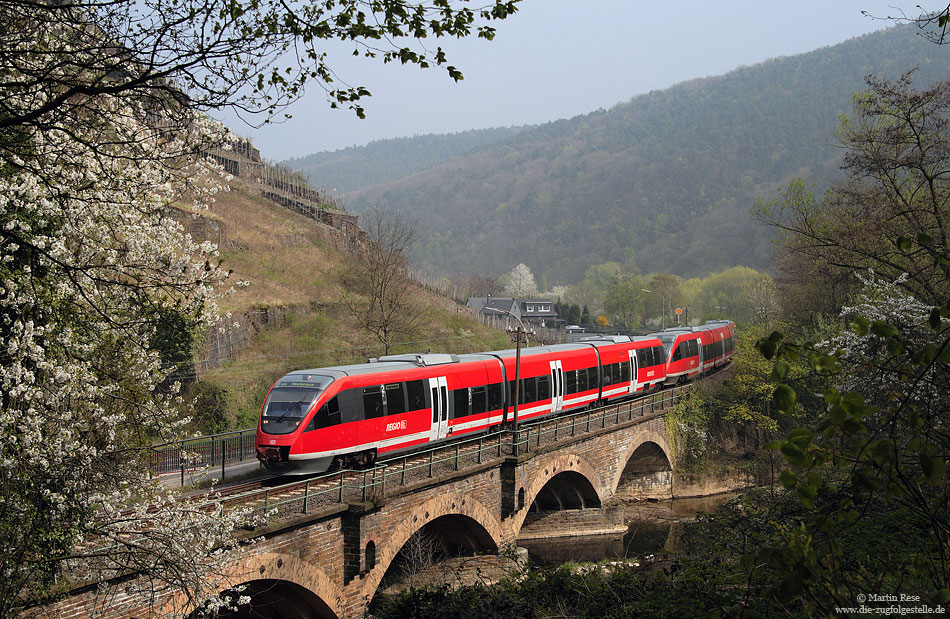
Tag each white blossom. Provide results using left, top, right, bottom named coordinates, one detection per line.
left=822, top=271, right=939, bottom=405
left=0, top=16, right=251, bottom=614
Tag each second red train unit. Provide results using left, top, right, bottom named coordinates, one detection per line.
left=256, top=320, right=736, bottom=473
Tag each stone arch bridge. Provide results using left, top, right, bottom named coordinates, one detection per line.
left=45, top=388, right=689, bottom=618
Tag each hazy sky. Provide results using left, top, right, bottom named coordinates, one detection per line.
left=219, top=1, right=942, bottom=161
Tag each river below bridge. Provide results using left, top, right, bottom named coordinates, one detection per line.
left=520, top=492, right=739, bottom=566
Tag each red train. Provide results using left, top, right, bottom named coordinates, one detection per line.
left=255, top=320, right=736, bottom=473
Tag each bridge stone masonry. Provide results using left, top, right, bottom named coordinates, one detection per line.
left=40, top=387, right=691, bottom=619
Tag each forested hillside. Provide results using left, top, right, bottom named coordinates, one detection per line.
left=287, top=25, right=947, bottom=284
left=282, top=127, right=524, bottom=194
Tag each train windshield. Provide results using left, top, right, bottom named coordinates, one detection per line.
left=262, top=375, right=333, bottom=434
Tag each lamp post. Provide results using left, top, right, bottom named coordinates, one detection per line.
left=486, top=308, right=530, bottom=440
left=641, top=288, right=671, bottom=330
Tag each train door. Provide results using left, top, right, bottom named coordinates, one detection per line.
left=549, top=360, right=564, bottom=413
left=697, top=338, right=704, bottom=374
left=628, top=350, right=639, bottom=394
left=428, top=376, right=449, bottom=441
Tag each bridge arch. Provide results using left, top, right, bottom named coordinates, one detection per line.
left=612, top=430, right=674, bottom=499
left=359, top=493, right=506, bottom=603
left=512, top=453, right=604, bottom=535
left=164, top=552, right=346, bottom=619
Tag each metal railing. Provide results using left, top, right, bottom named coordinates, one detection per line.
left=214, top=387, right=689, bottom=519
left=151, top=428, right=258, bottom=483
left=511, top=386, right=683, bottom=455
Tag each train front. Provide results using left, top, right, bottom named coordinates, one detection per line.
left=256, top=372, right=335, bottom=474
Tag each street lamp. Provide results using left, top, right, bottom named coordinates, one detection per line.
left=641, top=288, right=671, bottom=330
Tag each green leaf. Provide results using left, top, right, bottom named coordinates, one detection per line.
left=921, top=455, right=946, bottom=484
left=780, top=469, right=797, bottom=489
left=929, top=308, right=942, bottom=330
left=840, top=392, right=866, bottom=416
left=931, top=589, right=950, bottom=605
left=818, top=355, right=840, bottom=373
left=787, top=427, right=813, bottom=448
left=797, top=482, right=817, bottom=508
left=828, top=405, right=847, bottom=425
left=763, top=440, right=781, bottom=450
left=842, top=418, right=866, bottom=435
left=773, top=384, right=797, bottom=413
left=771, top=360, right=790, bottom=381
left=851, top=315, right=870, bottom=335
left=871, top=439, right=895, bottom=463
left=870, top=320, right=898, bottom=337
left=886, top=337, right=904, bottom=356
left=853, top=467, right=882, bottom=491
left=781, top=441, right=806, bottom=467
left=894, top=235, right=913, bottom=251
left=917, top=232, right=934, bottom=246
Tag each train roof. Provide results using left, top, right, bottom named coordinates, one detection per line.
left=481, top=343, right=585, bottom=358
left=284, top=354, right=466, bottom=380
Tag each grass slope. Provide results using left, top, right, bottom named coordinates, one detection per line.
left=188, top=178, right=512, bottom=431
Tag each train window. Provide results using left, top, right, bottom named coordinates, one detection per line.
left=672, top=344, right=683, bottom=362
left=334, top=389, right=360, bottom=424
left=362, top=386, right=384, bottom=419
left=406, top=380, right=426, bottom=411
left=521, top=377, right=537, bottom=404
left=636, top=348, right=648, bottom=368
left=566, top=369, right=577, bottom=394
left=578, top=368, right=591, bottom=392
left=620, top=360, right=630, bottom=382
left=537, top=375, right=550, bottom=400
left=386, top=383, right=406, bottom=415
left=654, top=346, right=665, bottom=365
left=307, top=396, right=341, bottom=431
left=471, top=386, right=487, bottom=415
left=453, top=388, right=470, bottom=418
left=431, top=387, right=439, bottom=423
left=488, top=383, right=503, bottom=410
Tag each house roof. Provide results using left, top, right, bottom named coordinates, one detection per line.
left=467, top=296, right=559, bottom=319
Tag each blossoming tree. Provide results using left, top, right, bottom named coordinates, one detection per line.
left=0, top=0, right=519, bottom=613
